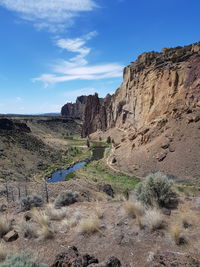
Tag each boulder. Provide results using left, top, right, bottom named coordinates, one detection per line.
left=88, top=257, right=121, bottom=267
left=156, top=152, right=167, bottom=162
left=100, top=184, right=115, bottom=198
left=51, top=246, right=98, bottom=267
left=3, top=230, right=19, bottom=242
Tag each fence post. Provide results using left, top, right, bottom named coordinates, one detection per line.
left=11, top=187, right=14, bottom=202
left=25, top=177, right=28, bottom=197
left=5, top=177, right=9, bottom=203
left=17, top=184, right=21, bottom=200
left=44, top=180, right=49, bottom=203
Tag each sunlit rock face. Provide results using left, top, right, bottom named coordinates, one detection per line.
left=81, top=42, right=200, bottom=181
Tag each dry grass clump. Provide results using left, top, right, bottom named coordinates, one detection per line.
left=31, top=208, right=54, bottom=240
left=0, top=217, right=11, bottom=238
left=31, top=208, right=49, bottom=227
left=0, top=243, right=7, bottom=262
left=124, top=201, right=145, bottom=218
left=95, top=205, right=104, bottom=219
left=37, top=225, right=54, bottom=240
left=45, top=203, right=66, bottom=221
left=62, top=218, right=79, bottom=229
left=144, top=208, right=163, bottom=231
left=170, top=223, right=185, bottom=245
left=78, top=216, right=100, bottom=234
left=15, top=220, right=38, bottom=239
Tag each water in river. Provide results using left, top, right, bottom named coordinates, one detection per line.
left=47, top=146, right=106, bottom=183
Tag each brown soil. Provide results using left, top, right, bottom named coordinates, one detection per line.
left=0, top=178, right=200, bottom=267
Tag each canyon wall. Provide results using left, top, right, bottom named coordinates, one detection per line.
left=82, top=42, right=200, bottom=182
left=61, top=95, right=88, bottom=119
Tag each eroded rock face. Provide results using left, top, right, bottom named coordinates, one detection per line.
left=81, top=42, right=200, bottom=181
left=82, top=42, right=200, bottom=134
left=61, top=95, right=88, bottom=119
left=81, top=93, right=112, bottom=137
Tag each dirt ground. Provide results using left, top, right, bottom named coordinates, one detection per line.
left=0, top=177, right=200, bottom=267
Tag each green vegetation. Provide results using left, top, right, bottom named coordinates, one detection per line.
left=76, top=161, right=140, bottom=193
left=65, top=172, right=75, bottom=180
left=0, top=252, right=46, bottom=267
left=135, top=172, right=173, bottom=207
left=43, top=144, right=92, bottom=178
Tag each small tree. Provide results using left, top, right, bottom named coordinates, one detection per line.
left=106, top=136, right=111, bottom=144
left=86, top=139, right=90, bottom=148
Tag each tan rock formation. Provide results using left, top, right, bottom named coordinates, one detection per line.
left=82, top=42, right=200, bottom=182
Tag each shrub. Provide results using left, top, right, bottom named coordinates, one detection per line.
left=0, top=218, right=11, bottom=238
left=144, top=208, right=163, bottom=231
left=54, top=191, right=79, bottom=207
left=135, top=172, right=173, bottom=207
left=20, top=195, right=43, bottom=211
left=0, top=252, right=46, bottom=267
left=78, top=216, right=100, bottom=234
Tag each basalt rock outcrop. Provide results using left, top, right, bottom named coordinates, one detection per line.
left=82, top=42, right=200, bottom=182
left=51, top=246, right=121, bottom=267
left=61, top=95, right=88, bottom=119
left=0, top=118, right=31, bottom=133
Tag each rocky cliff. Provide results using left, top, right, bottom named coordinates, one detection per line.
left=81, top=93, right=112, bottom=137
left=61, top=95, right=88, bottom=119
left=82, top=42, right=200, bottom=182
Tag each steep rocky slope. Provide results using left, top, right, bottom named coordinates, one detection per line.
left=82, top=42, right=200, bottom=182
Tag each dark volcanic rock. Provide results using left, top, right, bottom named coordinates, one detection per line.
left=0, top=118, right=15, bottom=130
left=61, top=95, right=88, bottom=119
left=100, top=184, right=115, bottom=198
left=0, top=118, right=31, bottom=133
left=51, top=246, right=121, bottom=267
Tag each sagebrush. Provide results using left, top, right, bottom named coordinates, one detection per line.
left=0, top=252, right=46, bottom=267
left=54, top=191, right=79, bottom=207
left=135, top=172, right=173, bottom=207
left=20, top=195, right=43, bottom=211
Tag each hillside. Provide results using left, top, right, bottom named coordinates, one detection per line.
left=0, top=116, right=82, bottom=182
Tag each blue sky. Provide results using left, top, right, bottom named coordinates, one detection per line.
left=0, top=0, right=199, bottom=114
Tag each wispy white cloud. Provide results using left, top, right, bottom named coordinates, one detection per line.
left=33, top=32, right=123, bottom=87
left=0, top=0, right=97, bottom=31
